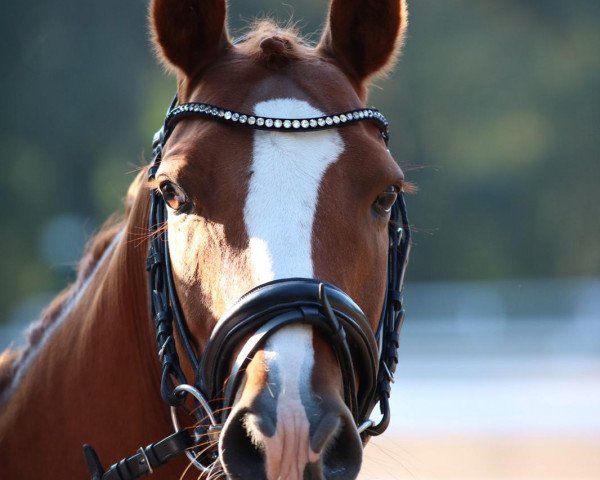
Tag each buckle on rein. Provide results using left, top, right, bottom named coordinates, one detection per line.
left=83, top=385, right=222, bottom=480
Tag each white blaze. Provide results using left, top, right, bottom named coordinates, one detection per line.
left=243, top=98, right=344, bottom=450
left=244, top=98, right=343, bottom=282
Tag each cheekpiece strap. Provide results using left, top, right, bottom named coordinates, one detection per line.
left=364, top=193, right=411, bottom=437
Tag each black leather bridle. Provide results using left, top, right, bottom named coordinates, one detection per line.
left=84, top=96, right=411, bottom=480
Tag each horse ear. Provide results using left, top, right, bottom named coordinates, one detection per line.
left=150, top=0, right=229, bottom=78
left=318, top=0, right=407, bottom=87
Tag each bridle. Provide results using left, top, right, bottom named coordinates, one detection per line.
left=84, top=96, right=411, bottom=480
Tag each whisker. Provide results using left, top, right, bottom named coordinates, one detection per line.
left=368, top=439, right=420, bottom=480
left=125, top=163, right=148, bottom=176
left=400, top=162, right=442, bottom=173
left=206, top=455, right=226, bottom=480
left=180, top=438, right=218, bottom=479
left=179, top=438, right=220, bottom=480
left=127, top=222, right=168, bottom=248
left=186, top=405, right=232, bottom=432
left=205, top=461, right=225, bottom=480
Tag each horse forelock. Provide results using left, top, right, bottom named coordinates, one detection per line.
left=236, top=19, right=310, bottom=60
left=177, top=20, right=348, bottom=105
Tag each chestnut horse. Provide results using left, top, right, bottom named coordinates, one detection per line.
left=0, top=0, right=410, bottom=479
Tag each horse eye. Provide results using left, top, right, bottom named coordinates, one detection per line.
left=373, top=186, right=399, bottom=216
left=159, top=181, right=189, bottom=212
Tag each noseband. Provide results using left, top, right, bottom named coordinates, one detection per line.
left=84, top=97, right=411, bottom=479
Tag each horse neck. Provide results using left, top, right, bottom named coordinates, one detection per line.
left=0, top=193, right=176, bottom=478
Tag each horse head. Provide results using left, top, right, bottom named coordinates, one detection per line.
left=0, top=2, right=410, bottom=479
left=148, top=0, right=409, bottom=478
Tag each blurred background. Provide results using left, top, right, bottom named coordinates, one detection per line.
left=1, top=0, right=598, bottom=478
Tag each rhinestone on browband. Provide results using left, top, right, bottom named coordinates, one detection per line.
left=165, top=102, right=390, bottom=142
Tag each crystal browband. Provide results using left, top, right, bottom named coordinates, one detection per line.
left=165, top=102, right=390, bottom=142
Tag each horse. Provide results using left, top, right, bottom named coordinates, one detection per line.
left=0, top=0, right=411, bottom=478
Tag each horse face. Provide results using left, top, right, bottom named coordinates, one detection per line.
left=150, top=1, right=407, bottom=478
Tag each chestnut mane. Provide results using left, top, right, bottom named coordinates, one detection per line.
left=0, top=170, right=146, bottom=394
left=239, top=20, right=309, bottom=62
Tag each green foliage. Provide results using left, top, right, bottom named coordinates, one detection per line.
left=0, top=0, right=598, bottom=325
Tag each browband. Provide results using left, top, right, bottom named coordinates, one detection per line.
left=164, top=102, right=390, bottom=143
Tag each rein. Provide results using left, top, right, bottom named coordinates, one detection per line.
left=83, top=97, right=410, bottom=480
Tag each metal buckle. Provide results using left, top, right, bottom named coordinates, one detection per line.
left=382, top=362, right=395, bottom=384
left=357, top=419, right=375, bottom=434
left=137, top=447, right=153, bottom=475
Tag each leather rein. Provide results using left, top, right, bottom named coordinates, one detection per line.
left=84, top=96, right=411, bottom=480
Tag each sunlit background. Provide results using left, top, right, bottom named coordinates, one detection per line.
left=1, top=1, right=599, bottom=478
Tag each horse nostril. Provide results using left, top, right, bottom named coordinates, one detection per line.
left=319, top=413, right=363, bottom=480
left=219, top=408, right=267, bottom=480
left=220, top=403, right=362, bottom=480
left=310, top=412, right=342, bottom=454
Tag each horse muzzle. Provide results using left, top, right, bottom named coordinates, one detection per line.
left=194, top=278, right=378, bottom=479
